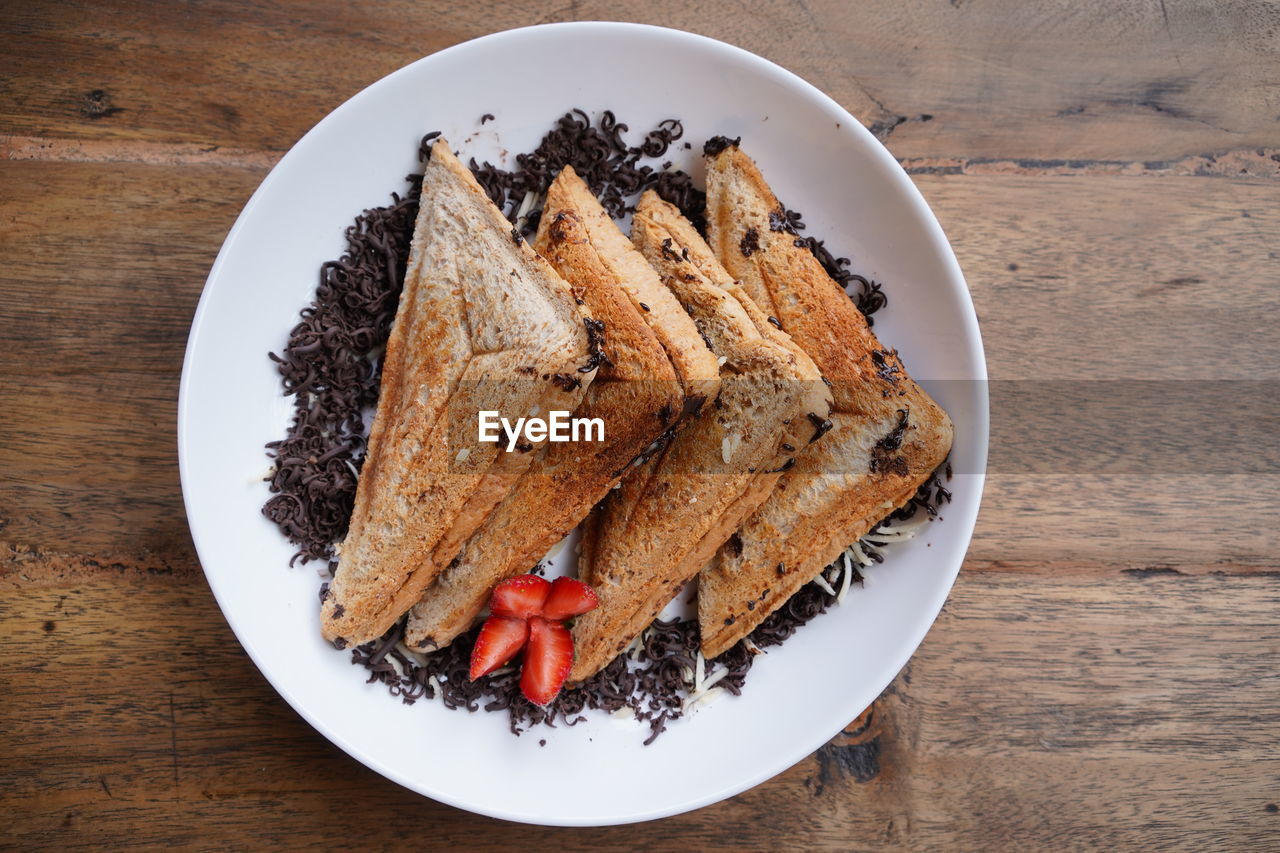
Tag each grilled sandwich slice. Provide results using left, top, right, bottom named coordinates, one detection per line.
left=541, top=168, right=723, bottom=410
left=320, top=139, right=595, bottom=647
left=697, top=141, right=953, bottom=658
left=567, top=191, right=832, bottom=682
left=402, top=167, right=685, bottom=651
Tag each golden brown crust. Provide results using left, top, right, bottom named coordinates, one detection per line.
left=568, top=192, right=831, bottom=682
left=698, top=144, right=954, bottom=657
left=545, top=168, right=722, bottom=407
left=402, top=169, right=683, bottom=650
left=320, top=140, right=594, bottom=647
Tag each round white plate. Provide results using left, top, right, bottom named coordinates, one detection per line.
left=179, top=22, right=988, bottom=826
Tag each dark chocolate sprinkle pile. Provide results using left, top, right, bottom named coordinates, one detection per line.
left=468, top=109, right=706, bottom=236
left=262, top=147, right=429, bottom=567
left=351, top=616, right=675, bottom=744
left=263, top=109, right=948, bottom=742
left=889, top=464, right=954, bottom=522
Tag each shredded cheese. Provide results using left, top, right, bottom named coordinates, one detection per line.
left=866, top=521, right=929, bottom=543
left=684, top=665, right=731, bottom=712
left=848, top=543, right=872, bottom=568
left=386, top=654, right=406, bottom=678
left=691, top=686, right=727, bottom=710
left=701, top=666, right=730, bottom=692
left=626, top=633, right=644, bottom=661
left=514, top=190, right=542, bottom=224
left=837, top=551, right=854, bottom=604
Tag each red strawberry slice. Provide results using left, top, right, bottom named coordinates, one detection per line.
left=489, top=574, right=551, bottom=620
left=520, top=616, right=574, bottom=706
left=469, top=615, right=529, bottom=680
left=541, top=576, right=599, bottom=621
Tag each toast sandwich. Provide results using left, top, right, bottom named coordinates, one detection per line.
left=320, top=140, right=596, bottom=647
left=697, top=142, right=953, bottom=657
left=567, top=191, right=833, bottom=681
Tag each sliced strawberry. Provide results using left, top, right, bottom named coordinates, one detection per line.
left=520, top=616, right=574, bottom=706
left=469, top=615, right=529, bottom=680
left=489, top=574, right=551, bottom=620
left=541, top=576, right=599, bottom=621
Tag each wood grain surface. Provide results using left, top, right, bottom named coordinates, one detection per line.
left=2, top=1, right=1278, bottom=849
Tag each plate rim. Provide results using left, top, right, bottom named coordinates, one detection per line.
left=178, top=20, right=989, bottom=826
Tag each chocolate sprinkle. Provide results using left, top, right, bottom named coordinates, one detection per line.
left=467, top=110, right=704, bottom=236
left=263, top=110, right=953, bottom=743
left=869, top=409, right=911, bottom=476
left=740, top=227, right=761, bottom=257
left=807, top=411, right=834, bottom=443
left=878, top=409, right=910, bottom=452
left=703, top=135, right=741, bottom=156
left=580, top=316, right=610, bottom=373
left=550, top=373, right=582, bottom=392
left=768, top=207, right=794, bottom=233
left=871, top=348, right=902, bottom=384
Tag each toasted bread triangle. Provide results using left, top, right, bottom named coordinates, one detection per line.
left=402, top=167, right=685, bottom=651
left=320, top=140, right=594, bottom=647
left=540, top=168, right=722, bottom=406
left=698, top=143, right=953, bottom=657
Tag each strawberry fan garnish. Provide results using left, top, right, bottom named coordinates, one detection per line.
left=469, top=575, right=599, bottom=706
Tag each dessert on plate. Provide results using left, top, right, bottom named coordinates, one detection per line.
left=265, top=112, right=954, bottom=738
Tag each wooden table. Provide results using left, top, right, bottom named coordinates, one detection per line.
left=3, top=2, right=1277, bottom=848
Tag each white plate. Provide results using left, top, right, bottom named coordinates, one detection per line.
left=179, top=22, right=988, bottom=826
